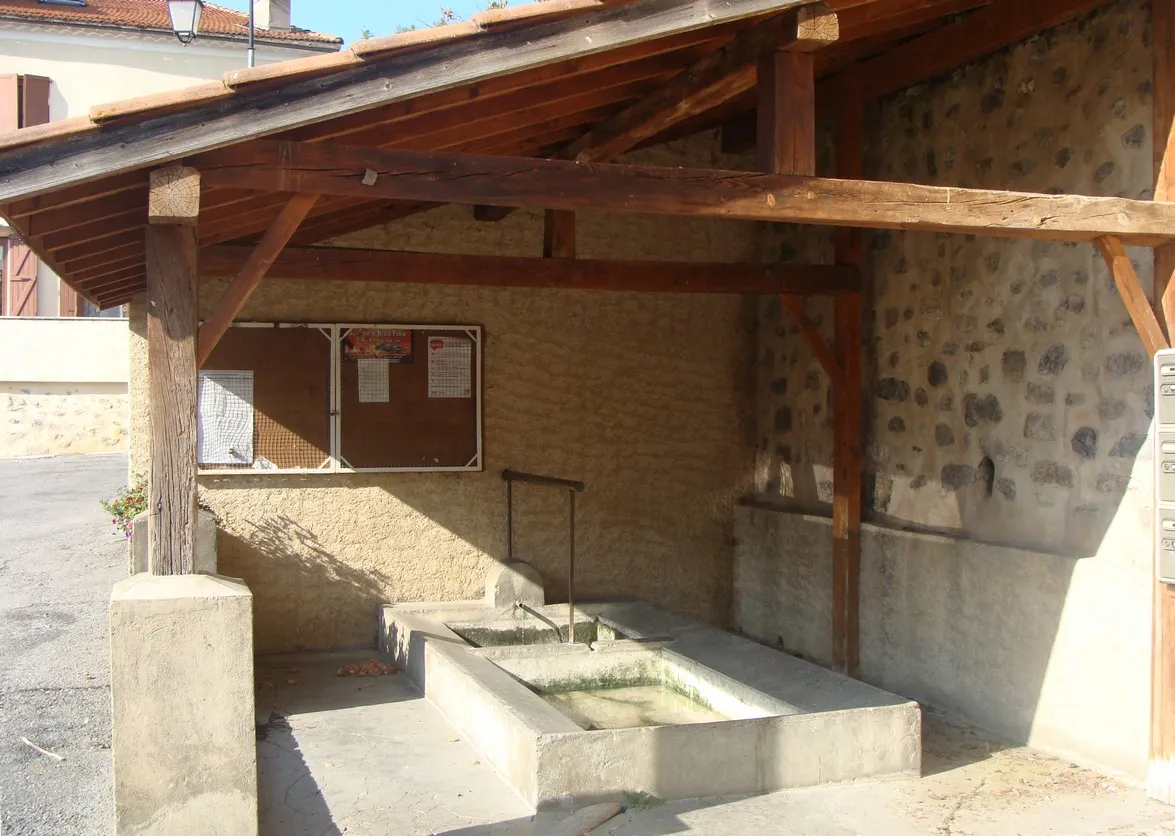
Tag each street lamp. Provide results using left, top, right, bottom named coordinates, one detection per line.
left=166, top=0, right=205, bottom=45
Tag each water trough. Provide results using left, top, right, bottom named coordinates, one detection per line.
left=380, top=598, right=921, bottom=809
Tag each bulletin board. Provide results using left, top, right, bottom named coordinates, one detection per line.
left=200, top=324, right=332, bottom=471
left=338, top=326, right=482, bottom=470
left=197, top=322, right=482, bottom=475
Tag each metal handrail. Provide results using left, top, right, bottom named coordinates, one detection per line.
left=502, top=469, right=585, bottom=492
left=502, top=468, right=585, bottom=643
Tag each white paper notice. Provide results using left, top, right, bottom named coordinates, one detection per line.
left=427, top=336, right=472, bottom=398
left=357, top=358, right=390, bottom=403
left=197, top=370, right=254, bottom=465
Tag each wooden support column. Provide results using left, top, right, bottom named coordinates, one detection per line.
left=831, top=92, right=864, bottom=679
left=146, top=165, right=200, bottom=575
left=543, top=209, right=576, bottom=259
left=757, top=50, right=815, bottom=176
left=1152, top=0, right=1175, bottom=803
left=758, top=46, right=860, bottom=676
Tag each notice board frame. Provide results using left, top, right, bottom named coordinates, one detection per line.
left=198, top=321, right=483, bottom=476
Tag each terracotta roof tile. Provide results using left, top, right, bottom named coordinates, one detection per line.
left=0, top=0, right=341, bottom=45
left=0, top=0, right=617, bottom=150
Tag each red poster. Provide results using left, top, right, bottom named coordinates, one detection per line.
left=343, top=328, right=413, bottom=363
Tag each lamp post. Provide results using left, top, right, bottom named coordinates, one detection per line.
left=165, top=0, right=204, bottom=45
left=167, top=0, right=255, bottom=68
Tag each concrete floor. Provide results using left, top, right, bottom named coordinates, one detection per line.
left=0, top=453, right=127, bottom=836
left=258, top=653, right=1175, bottom=836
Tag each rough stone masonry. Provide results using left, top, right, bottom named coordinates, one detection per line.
left=756, top=0, right=1155, bottom=557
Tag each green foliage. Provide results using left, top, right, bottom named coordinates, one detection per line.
left=384, top=1, right=515, bottom=37
left=622, top=791, right=665, bottom=811
left=100, top=475, right=147, bottom=539
left=359, top=25, right=373, bottom=39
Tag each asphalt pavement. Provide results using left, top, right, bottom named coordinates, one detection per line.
left=0, top=453, right=127, bottom=836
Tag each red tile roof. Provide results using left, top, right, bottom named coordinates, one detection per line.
left=0, top=0, right=341, bottom=46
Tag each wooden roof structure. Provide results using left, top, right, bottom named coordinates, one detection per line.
left=0, top=0, right=1135, bottom=311
left=11, top=0, right=1175, bottom=795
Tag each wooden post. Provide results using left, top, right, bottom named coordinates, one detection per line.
left=832, top=91, right=864, bottom=678
left=146, top=167, right=199, bottom=576
left=757, top=45, right=861, bottom=675
left=1152, top=0, right=1175, bottom=803
left=543, top=209, right=576, bottom=259
left=757, top=50, right=816, bottom=176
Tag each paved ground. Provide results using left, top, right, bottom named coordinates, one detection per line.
left=260, top=654, right=1175, bottom=836
left=0, top=453, right=127, bottom=836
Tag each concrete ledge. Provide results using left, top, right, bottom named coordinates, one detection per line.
left=110, top=573, right=256, bottom=835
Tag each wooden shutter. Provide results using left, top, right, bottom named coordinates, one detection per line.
left=6, top=237, right=37, bottom=316
left=0, top=75, right=51, bottom=316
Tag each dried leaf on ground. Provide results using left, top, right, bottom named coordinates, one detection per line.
left=336, top=660, right=398, bottom=677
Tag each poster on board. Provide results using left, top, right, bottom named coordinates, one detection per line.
left=197, top=370, right=254, bottom=465
left=427, top=336, right=472, bottom=398
left=343, top=328, right=413, bottom=363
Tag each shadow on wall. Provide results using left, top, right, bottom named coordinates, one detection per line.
left=218, top=514, right=394, bottom=653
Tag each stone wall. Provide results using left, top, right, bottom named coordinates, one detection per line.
left=738, top=0, right=1157, bottom=781
left=758, top=0, right=1153, bottom=553
left=1, top=382, right=128, bottom=457
left=130, top=135, right=761, bottom=653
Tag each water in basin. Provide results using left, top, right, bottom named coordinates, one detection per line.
left=542, top=684, right=730, bottom=730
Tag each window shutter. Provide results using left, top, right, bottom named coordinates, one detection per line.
left=1, top=76, right=51, bottom=317
left=6, top=237, right=37, bottom=316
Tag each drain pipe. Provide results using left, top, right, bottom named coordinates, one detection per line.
left=515, top=600, right=563, bottom=643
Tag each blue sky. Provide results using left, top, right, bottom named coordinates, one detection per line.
left=215, top=1, right=494, bottom=45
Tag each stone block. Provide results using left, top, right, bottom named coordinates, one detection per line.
left=484, top=559, right=545, bottom=607
left=129, top=509, right=217, bottom=575
left=110, top=573, right=257, bottom=835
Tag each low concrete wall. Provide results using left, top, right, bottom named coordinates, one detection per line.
left=110, top=573, right=257, bottom=835
left=0, top=318, right=129, bottom=458
left=732, top=504, right=1152, bottom=781
left=385, top=600, right=920, bottom=809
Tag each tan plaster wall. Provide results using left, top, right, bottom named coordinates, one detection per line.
left=130, top=135, right=761, bottom=652
left=1, top=382, right=128, bottom=458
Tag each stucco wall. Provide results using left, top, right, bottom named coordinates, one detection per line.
left=130, top=135, right=761, bottom=652
left=0, top=318, right=129, bottom=457
left=738, top=0, right=1156, bottom=780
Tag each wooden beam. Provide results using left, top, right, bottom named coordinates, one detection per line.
left=543, top=210, right=576, bottom=259
left=1095, top=237, right=1169, bottom=358
left=563, top=6, right=837, bottom=164
left=200, top=245, right=859, bottom=295
left=148, top=165, right=199, bottom=225
left=839, top=0, right=1108, bottom=103
left=757, top=50, right=816, bottom=176
left=196, top=140, right=1175, bottom=245
left=198, top=194, right=317, bottom=365
left=780, top=293, right=841, bottom=382
left=145, top=223, right=198, bottom=575
left=0, top=0, right=816, bottom=203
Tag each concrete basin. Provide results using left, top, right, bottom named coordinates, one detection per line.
left=379, top=600, right=921, bottom=809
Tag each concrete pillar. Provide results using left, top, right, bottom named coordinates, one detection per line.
left=129, top=509, right=218, bottom=575
left=110, top=573, right=257, bottom=835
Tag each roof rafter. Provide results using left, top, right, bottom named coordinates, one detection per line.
left=0, top=0, right=818, bottom=203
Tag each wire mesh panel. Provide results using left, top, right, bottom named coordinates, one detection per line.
left=200, top=325, right=332, bottom=471
left=197, top=370, right=254, bottom=466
